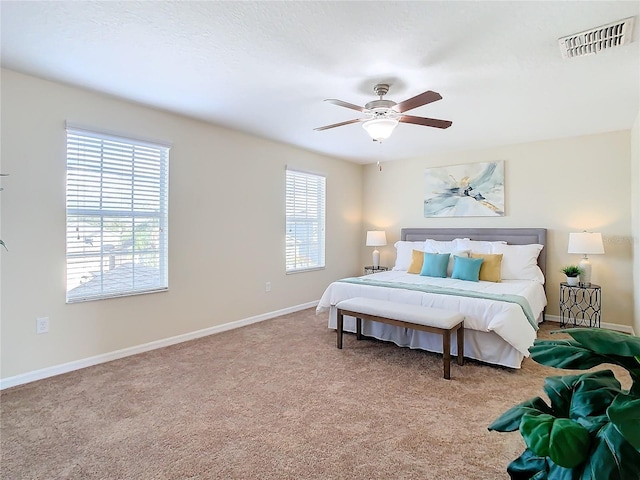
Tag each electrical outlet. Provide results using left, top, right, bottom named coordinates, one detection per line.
left=36, top=317, right=49, bottom=334
left=265, top=282, right=271, bottom=292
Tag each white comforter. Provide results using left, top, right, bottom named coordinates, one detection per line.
left=316, top=271, right=547, bottom=356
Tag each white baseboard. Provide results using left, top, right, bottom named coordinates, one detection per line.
left=544, top=314, right=635, bottom=335
left=0, top=301, right=318, bottom=390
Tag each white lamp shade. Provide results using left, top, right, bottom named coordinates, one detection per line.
left=366, top=231, right=387, bottom=247
left=362, top=118, right=398, bottom=141
left=568, top=232, right=604, bottom=255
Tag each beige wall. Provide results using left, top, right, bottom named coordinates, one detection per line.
left=632, top=110, right=640, bottom=336
left=362, top=132, right=634, bottom=327
left=0, top=69, right=363, bottom=379
left=1, top=67, right=635, bottom=383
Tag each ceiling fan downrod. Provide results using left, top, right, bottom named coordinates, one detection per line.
left=373, top=83, right=390, bottom=98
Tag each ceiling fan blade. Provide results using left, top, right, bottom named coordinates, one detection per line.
left=394, top=90, right=442, bottom=113
left=313, top=118, right=362, bottom=131
left=399, top=115, right=452, bottom=129
left=325, top=99, right=366, bottom=112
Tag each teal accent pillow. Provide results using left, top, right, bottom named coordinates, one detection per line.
left=451, top=256, right=484, bottom=282
left=420, top=253, right=450, bottom=278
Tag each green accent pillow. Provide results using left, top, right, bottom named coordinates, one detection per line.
left=452, top=256, right=484, bottom=282
left=420, top=253, right=450, bottom=278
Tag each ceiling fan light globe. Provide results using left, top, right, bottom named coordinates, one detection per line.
left=362, top=118, right=399, bottom=141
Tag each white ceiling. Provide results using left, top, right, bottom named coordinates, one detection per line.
left=1, top=1, right=639, bottom=164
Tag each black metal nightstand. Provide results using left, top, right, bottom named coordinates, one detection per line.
left=559, top=283, right=601, bottom=328
left=364, top=266, right=388, bottom=275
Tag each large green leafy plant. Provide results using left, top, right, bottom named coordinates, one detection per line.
left=489, top=328, right=640, bottom=479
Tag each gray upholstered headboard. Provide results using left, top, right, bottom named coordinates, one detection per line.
left=401, top=227, right=547, bottom=286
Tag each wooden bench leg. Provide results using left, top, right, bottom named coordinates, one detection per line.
left=442, top=330, right=451, bottom=380
left=336, top=305, right=464, bottom=379
left=457, top=323, right=464, bottom=366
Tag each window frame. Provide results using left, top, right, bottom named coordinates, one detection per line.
left=285, top=168, right=326, bottom=274
left=65, top=125, right=170, bottom=303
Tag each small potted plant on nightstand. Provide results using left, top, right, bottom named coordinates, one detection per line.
left=561, top=265, right=582, bottom=286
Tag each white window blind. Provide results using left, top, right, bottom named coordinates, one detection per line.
left=66, top=127, right=169, bottom=302
left=285, top=169, right=326, bottom=273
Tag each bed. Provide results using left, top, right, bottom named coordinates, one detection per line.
left=316, top=228, right=547, bottom=369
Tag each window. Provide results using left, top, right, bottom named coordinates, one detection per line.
left=65, top=126, right=169, bottom=302
left=285, top=168, right=326, bottom=273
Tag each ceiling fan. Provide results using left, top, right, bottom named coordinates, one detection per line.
left=314, top=83, right=452, bottom=142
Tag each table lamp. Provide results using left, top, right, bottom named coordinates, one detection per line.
left=568, top=231, right=604, bottom=286
left=366, top=231, right=387, bottom=269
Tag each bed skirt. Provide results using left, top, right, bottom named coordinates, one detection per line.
left=327, top=306, right=529, bottom=369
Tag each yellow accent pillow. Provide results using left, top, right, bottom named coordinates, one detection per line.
left=471, top=253, right=503, bottom=282
left=407, top=249, right=425, bottom=274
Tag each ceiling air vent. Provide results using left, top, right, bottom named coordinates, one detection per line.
left=558, top=17, right=635, bottom=59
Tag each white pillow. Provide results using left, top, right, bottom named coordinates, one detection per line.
left=455, top=238, right=507, bottom=254
left=423, top=238, right=463, bottom=254
left=393, top=241, right=426, bottom=271
left=492, top=243, right=544, bottom=283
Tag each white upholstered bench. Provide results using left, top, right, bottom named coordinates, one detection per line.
left=336, top=297, right=465, bottom=379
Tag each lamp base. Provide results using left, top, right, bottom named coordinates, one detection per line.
left=579, top=257, right=592, bottom=287
left=372, top=249, right=380, bottom=269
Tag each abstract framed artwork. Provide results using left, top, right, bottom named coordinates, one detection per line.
left=424, top=161, right=505, bottom=217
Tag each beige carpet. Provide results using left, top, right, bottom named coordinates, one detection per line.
left=2, top=309, right=575, bottom=479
